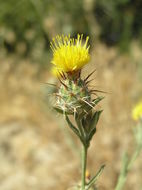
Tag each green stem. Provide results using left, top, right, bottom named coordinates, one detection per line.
left=81, top=145, right=87, bottom=190
left=115, top=145, right=141, bottom=190
left=114, top=153, right=129, bottom=190
left=128, top=145, right=141, bottom=170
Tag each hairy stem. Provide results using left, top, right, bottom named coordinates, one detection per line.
left=81, top=145, right=87, bottom=190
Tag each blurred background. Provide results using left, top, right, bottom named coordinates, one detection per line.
left=0, top=0, right=142, bottom=189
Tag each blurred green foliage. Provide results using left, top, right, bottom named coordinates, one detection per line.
left=0, top=0, right=142, bottom=63
left=94, top=0, right=142, bottom=51
left=0, top=0, right=88, bottom=64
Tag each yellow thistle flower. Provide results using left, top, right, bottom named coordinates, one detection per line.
left=51, top=66, right=62, bottom=77
left=132, top=101, right=142, bottom=121
left=50, top=34, right=90, bottom=73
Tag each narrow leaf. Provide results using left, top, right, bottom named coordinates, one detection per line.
left=88, top=127, right=96, bottom=141
left=86, top=165, right=105, bottom=190
left=88, top=110, right=103, bottom=141
left=92, top=96, right=104, bottom=106
left=89, top=110, right=103, bottom=129
left=65, top=114, right=84, bottom=144
left=54, top=107, right=73, bottom=115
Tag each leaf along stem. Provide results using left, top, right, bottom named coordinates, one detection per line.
left=86, top=165, right=105, bottom=190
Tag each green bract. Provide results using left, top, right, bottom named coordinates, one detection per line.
left=56, top=78, right=91, bottom=115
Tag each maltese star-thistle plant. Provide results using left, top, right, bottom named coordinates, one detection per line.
left=50, top=34, right=105, bottom=190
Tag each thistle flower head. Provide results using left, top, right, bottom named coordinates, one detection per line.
left=50, top=34, right=103, bottom=124
left=50, top=34, right=90, bottom=73
left=50, top=33, right=104, bottom=153
left=132, top=101, right=142, bottom=121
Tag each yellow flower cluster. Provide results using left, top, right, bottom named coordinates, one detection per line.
left=50, top=34, right=90, bottom=74
left=132, top=101, right=142, bottom=121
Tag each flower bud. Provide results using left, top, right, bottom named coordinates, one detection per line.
left=56, top=78, right=91, bottom=115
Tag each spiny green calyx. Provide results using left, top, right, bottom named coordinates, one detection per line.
left=55, top=78, right=92, bottom=115
left=53, top=70, right=104, bottom=147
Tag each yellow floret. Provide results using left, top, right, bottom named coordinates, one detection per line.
left=132, top=101, right=142, bottom=121
left=50, top=34, right=90, bottom=73
left=51, top=66, right=62, bottom=77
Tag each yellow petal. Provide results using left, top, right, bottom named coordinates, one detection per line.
left=50, top=34, right=90, bottom=73
left=132, top=101, right=142, bottom=121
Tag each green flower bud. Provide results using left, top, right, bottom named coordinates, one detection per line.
left=56, top=78, right=91, bottom=115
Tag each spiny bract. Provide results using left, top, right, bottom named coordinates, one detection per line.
left=56, top=78, right=92, bottom=115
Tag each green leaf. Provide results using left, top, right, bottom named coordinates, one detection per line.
left=88, top=127, right=96, bottom=141
left=74, top=113, right=85, bottom=140
left=81, top=113, right=94, bottom=135
left=86, top=165, right=105, bottom=190
left=65, top=114, right=84, bottom=144
left=54, top=107, right=73, bottom=115
left=92, top=96, right=104, bottom=106
left=88, top=110, right=103, bottom=141
left=89, top=110, right=103, bottom=129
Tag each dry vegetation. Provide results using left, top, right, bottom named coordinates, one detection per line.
left=0, top=43, right=142, bottom=190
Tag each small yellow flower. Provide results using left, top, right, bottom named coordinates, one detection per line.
left=132, top=101, right=142, bottom=121
left=50, top=34, right=90, bottom=73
